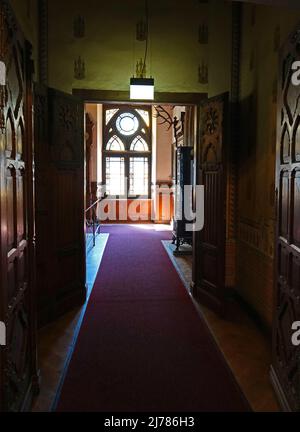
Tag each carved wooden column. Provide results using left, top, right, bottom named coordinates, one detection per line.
left=86, top=113, right=95, bottom=219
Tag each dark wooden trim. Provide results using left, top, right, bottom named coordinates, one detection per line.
left=24, top=39, right=40, bottom=399
left=156, top=180, right=173, bottom=188
left=270, top=366, right=292, bottom=412
left=38, top=0, right=48, bottom=85
left=72, top=89, right=207, bottom=106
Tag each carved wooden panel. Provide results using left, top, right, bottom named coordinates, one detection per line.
left=192, top=94, right=230, bottom=314
left=35, top=86, right=86, bottom=326
left=0, top=0, right=37, bottom=412
left=272, top=26, right=300, bottom=412
left=85, top=113, right=95, bottom=219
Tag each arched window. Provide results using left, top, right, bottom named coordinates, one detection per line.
left=103, top=105, right=152, bottom=197
left=106, top=136, right=125, bottom=151
left=116, top=113, right=139, bottom=136
left=130, top=136, right=149, bottom=152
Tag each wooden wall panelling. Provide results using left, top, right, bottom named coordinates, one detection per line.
left=192, top=93, right=233, bottom=315
left=0, top=0, right=38, bottom=411
left=34, top=83, right=53, bottom=325
left=192, top=3, right=241, bottom=313
left=34, top=86, right=86, bottom=326
left=85, top=112, right=95, bottom=219
left=271, top=25, right=300, bottom=412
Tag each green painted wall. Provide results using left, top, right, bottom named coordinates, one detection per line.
left=48, top=0, right=232, bottom=96
left=10, top=0, right=38, bottom=75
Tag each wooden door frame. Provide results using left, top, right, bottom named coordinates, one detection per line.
left=72, top=89, right=207, bottom=106
left=76, top=89, right=207, bottom=226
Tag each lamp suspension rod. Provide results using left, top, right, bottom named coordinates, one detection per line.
left=143, top=0, right=149, bottom=76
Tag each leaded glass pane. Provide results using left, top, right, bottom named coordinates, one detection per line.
left=106, top=157, right=125, bottom=195
left=116, top=113, right=139, bottom=136
left=135, top=109, right=150, bottom=127
left=129, top=157, right=149, bottom=196
left=106, top=109, right=119, bottom=125
left=130, top=136, right=149, bottom=152
left=106, top=136, right=125, bottom=151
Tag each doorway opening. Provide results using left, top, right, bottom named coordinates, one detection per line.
left=84, top=100, right=197, bottom=296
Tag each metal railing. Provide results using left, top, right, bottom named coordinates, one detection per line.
left=85, top=198, right=102, bottom=251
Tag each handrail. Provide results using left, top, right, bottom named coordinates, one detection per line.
left=85, top=195, right=106, bottom=250
left=85, top=198, right=102, bottom=214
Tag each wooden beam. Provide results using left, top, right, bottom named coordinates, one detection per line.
left=72, top=89, right=207, bottom=106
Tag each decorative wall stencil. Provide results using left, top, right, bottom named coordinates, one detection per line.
left=198, top=61, right=208, bottom=84
left=204, top=107, right=219, bottom=134
left=198, top=24, right=208, bottom=44
left=136, top=20, right=147, bottom=41
left=73, top=15, right=85, bottom=38
left=274, top=25, right=280, bottom=52
left=74, top=56, right=85, bottom=80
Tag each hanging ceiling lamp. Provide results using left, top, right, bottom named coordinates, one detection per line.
left=130, top=0, right=154, bottom=101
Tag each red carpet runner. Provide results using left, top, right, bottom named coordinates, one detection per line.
left=56, top=225, right=250, bottom=412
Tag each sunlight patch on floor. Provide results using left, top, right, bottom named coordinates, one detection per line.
left=128, top=223, right=172, bottom=231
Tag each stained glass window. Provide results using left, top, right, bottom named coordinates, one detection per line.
left=130, top=136, right=149, bottom=152
left=106, top=109, right=119, bottom=125
left=129, top=157, right=149, bottom=196
left=106, top=136, right=125, bottom=151
left=105, top=157, right=125, bottom=196
left=116, top=113, right=139, bottom=136
left=104, top=106, right=151, bottom=198
left=135, top=109, right=150, bottom=127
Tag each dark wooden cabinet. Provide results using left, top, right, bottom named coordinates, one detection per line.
left=172, top=146, right=193, bottom=253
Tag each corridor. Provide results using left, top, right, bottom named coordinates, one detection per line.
left=1, top=0, right=300, bottom=414
left=54, top=225, right=249, bottom=411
